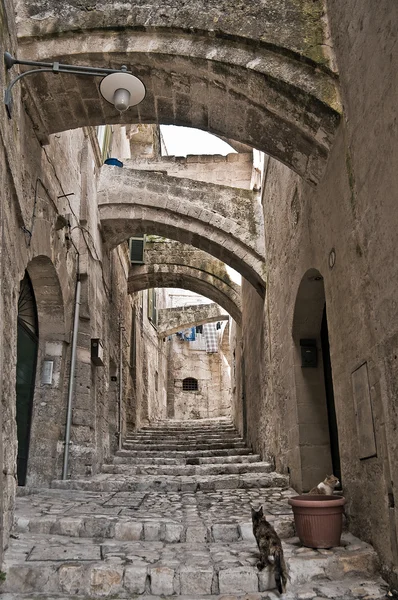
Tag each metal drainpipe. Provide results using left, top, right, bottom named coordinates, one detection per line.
left=118, top=322, right=124, bottom=450
left=62, top=274, right=82, bottom=480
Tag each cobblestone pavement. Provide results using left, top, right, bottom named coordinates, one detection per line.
left=1, top=419, right=389, bottom=599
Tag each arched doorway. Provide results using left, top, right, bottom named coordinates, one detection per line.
left=16, top=273, right=39, bottom=486
left=291, top=269, right=341, bottom=492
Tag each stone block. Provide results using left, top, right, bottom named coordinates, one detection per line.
left=124, top=565, right=148, bottom=594
left=180, top=566, right=213, bottom=594
left=288, top=557, right=326, bottom=585
left=258, top=567, right=275, bottom=591
left=15, top=517, right=30, bottom=533
left=83, top=517, right=114, bottom=538
left=212, top=523, right=240, bottom=542
left=239, top=522, right=256, bottom=542
left=218, top=567, right=259, bottom=593
left=114, top=520, right=143, bottom=541
left=163, top=522, right=183, bottom=542
left=54, top=517, right=83, bottom=537
left=89, top=565, right=124, bottom=596
left=185, top=524, right=208, bottom=543
left=150, top=566, right=175, bottom=595
left=144, top=521, right=161, bottom=541
left=58, top=564, right=87, bottom=595
left=332, top=549, right=379, bottom=578
left=28, top=516, right=57, bottom=534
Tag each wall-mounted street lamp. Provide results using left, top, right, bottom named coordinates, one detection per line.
left=4, top=52, right=146, bottom=118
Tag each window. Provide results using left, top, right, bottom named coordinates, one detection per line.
left=147, top=288, right=158, bottom=326
left=129, top=236, right=145, bottom=264
left=182, top=377, right=198, bottom=392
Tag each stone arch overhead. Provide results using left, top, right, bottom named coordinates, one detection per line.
left=158, top=303, right=229, bottom=337
left=16, top=2, right=341, bottom=183
left=99, top=168, right=265, bottom=296
left=26, top=254, right=66, bottom=340
left=128, top=265, right=242, bottom=325
left=135, top=239, right=242, bottom=300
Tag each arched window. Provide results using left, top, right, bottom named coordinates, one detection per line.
left=182, top=377, right=198, bottom=392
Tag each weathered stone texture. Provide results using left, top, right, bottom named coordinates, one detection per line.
left=98, top=166, right=265, bottom=295
left=167, top=330, right=231, bottom=421
left=158, top=303, right=228, bottom=337
left=14, top=0, right=340, bottom=182
left=125, top=153, right=254, bottom=190
left=128, top=242, right=242, bottom=324
left=236, top=1, right=398, bottom=582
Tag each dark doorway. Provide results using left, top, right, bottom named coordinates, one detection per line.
left=16, top=273, right=39, bottom=486
left=321, top=305, right=341, bottom=483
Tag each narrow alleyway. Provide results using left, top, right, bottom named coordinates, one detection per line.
left=1, top=419, right=387, bottom=599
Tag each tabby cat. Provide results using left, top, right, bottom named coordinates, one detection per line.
left=251, top=506, right=288, bottom=594
left=309, top=474, right=340, bottom=495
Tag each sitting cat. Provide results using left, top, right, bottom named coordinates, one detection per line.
left=251, top=506, right=288, bottom=594
left=309, top=474, right=340, bottom=495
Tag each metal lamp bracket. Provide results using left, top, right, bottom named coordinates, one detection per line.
left=4, top=52, right=130, bottom=118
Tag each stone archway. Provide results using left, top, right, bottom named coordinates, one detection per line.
left=24, top=255, right=67, bottom=486
left=128, top=267, right=241, bottom=325
left=290, top=268, right=341, bottom=493
left=14, top=0, right=341, bottom=183
left=15, top=272, right=39, bottom=486
left=128, top=240, right=242, bottom=322
left=99, top=167, right=265, bottom=295
left=158, top=303, right=229, bottom=337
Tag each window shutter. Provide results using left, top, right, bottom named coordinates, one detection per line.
left=147, top=289, right=153, bottom=320
left=129, top=236, right=145, bottom=264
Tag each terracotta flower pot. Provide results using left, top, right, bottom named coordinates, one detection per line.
left=288, top=495, right=346, bottom=549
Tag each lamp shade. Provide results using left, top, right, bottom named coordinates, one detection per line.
left=100, top=71, right=145, bottom=111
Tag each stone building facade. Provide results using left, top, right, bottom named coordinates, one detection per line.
left=0, top=0, right=397, bottom=588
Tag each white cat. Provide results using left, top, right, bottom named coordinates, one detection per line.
left=309, top=474, right=340, bottom=495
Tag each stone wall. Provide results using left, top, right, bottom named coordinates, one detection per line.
left=238, top=1, right=398, bottom=582
left=167, top=328, right=231, bottom=421
left=0, top=21, right=165, bottom=563
left=124, top=153, right=254, bottom=190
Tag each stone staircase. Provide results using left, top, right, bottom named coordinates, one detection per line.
left=0, top=418, right=387, bottom=599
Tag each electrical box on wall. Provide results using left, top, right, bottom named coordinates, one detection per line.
left=300, top=339, right=317, bottom=368
left=91, top=338, right=105, bottom=366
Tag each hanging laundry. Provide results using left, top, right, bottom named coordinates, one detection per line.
left=183, top=327, right=196, bottom=342
left=204, top=323, right=218, bottom=353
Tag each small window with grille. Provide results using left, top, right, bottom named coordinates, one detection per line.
left=182, top=377, right=198, bottom=392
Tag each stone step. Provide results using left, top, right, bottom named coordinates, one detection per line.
left=15, top=513, right=294, bottom=543
left=139, top=426, right=237, bottom=433
left=121, top=441, right=248, bottom=451
left=0, top=576, right=389, bottom=600
left=101, top=461, right=273, bottom=477
left=127, top=427, right=239, bottom=434
left=124, top=435, right=243, bottom=443
left=115, top=447, right=253, bottom=458
left=140, top=418, right=233, bottom=428
left=112, top=453, right=262, bottom=466
left=0, top=533, right=381, bottom=597
left=51, top=472, right=289, bottom=493
left=13, top=486, right=296, bottom=541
